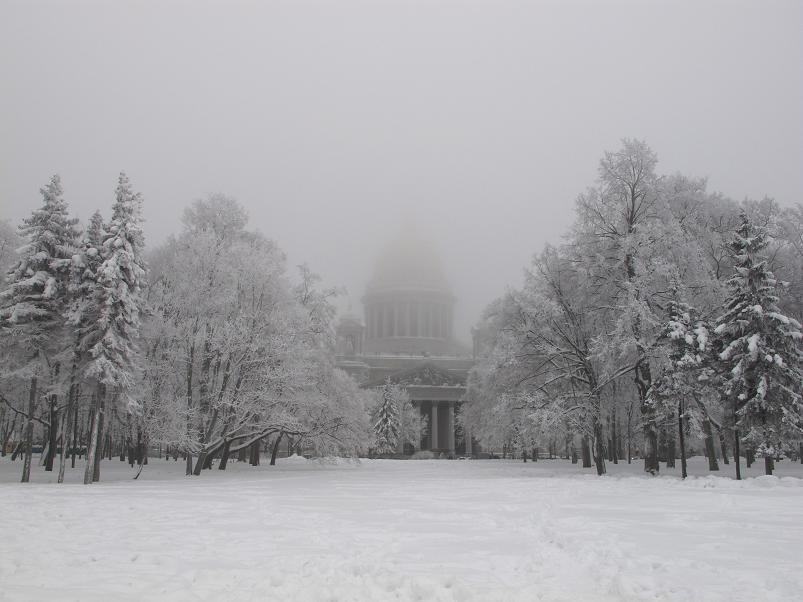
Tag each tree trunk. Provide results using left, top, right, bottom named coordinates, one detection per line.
left=92, top=390, right=105, bottom=482
left=270, top=432, right=284, bottom=466
left=593, top=422, right=606, bottom=476
left=57, top=385, right=76, bottom=483
left=746, top=448, right=755, bottom=468
left=45, top=396, right=58, bottom=471
left=21, top=376, right=37, bottom=483
left=702, top=417, right=719, bottom=471
left=136, top=428, right=144, bottom=465
left=83, top=386, right=101, bottom=485
left=218, top=440, right=232, bottom=470
left=799, top=443, right=802, bottom=465
left=71, top=407, right=78, bottom=468
left=611, top=415, right=618, bottom=465
left=678, top=401, right=687, bottom=480
left=237, top=446, right=248, bottom=463
left=718, top=431, right=730, bottom=464
left=643, top=422, right=659, bottom=474
left=733, top=428, right=742, bottom=480
left=185, top=453, right=193, bottom=476
left=666, top=427, right=676, bottom=468
left=764, top=455, right=774, bottom=476
left=581, top=436, right=592, bottom=468
left=249, top=439, right=260, bottom=466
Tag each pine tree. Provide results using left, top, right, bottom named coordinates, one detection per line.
left=80, top=173, right=147, bottom=484
left=714, top=212, right=803, bottom=477
left=0, top=175, right=79, bottom=482
left=374, top=380, right=400, bottom=454
left=649, top=295, right=710, bottom=478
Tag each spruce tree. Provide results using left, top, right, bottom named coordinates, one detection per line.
left=80, top=173, right=147, bottom=483
left=0, top=175, right=79, bottom=482
left=374, top=381, right=400, bottom=454
left=714, top=212, right=803, bottom=477
left=649, top=295, right=710, bottom=479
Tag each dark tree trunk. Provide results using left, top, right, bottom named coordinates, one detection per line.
left=746, top=448, right=755, bottom=468
left=678, top=401, right=687, bottom=480
left=249, top=439, right=260, bottom=466
left=571, top=447, right=578, bottom=464
left=581, top=436, right=592, bottom=468
left=11, top=440, right=24, bottom=461
left=136, top=429, right=144, bottom=465
left=532, top=446, right=538, bottom=462
left=666, top=428, right=676, bottom=468
left=45, top=397, right=58, bottom=471
left=593, top=422, right=607, bottom=476
left=84, top=386, right=101, bottom=485
left=185, top=453, right=193, bottom=476
left=237, top=446, right=248, bottom=463
left=21, top=376, right=37, bottom=483
left=799, top=443, right=803, bottom=464
left=57, top=391, right=74, bottom=484
left=764, top=455, right=774, bottom=476
left=71, top=406, right=78, bottom=468
left=92, top=392, right=105, bottom=482
left=522, top=450, right=527, bottom=463
left=719, top=431, right=730, bottom=464
left=218, top=440, right=232, bottom=470
left=270, top=432, right=284, bottom=466
left=733, top=428, right=742, bottom=480
left=643, top=421, right=659, bottom=474
left=702, top=417, right=719, bottom=471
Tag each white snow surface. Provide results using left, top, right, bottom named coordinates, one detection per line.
left=2, top=456, right=803, bottom=602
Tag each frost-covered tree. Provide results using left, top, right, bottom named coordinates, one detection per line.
left=373, top=380, right=400, bottom=454
left=714, top=213, right=803, bottom=477
left=648, top=294, right=712, bottom=478
left=0, top=175, right=79, bottom=482
left=79, top=173, right=147, bottom=484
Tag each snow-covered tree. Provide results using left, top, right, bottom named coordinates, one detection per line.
left=79, top=173, right=147, bottom=484
left=0, top=175, right=79, bottom=482
left=373, top=380, right=401, bottom=454
left=714, top=213, right=803, bottom=476
left=648, top=294, right=712, bottom=478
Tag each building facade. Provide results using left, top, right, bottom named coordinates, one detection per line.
left=335, top=230, right=476, bottom=456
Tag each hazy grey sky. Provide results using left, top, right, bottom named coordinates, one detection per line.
left=1, top=0, right=801, bottom=341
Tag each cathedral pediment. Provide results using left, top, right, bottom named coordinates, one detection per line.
left=366, top=362, right=465, bottom=388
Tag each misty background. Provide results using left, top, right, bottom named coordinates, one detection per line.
left=1, top=0, right=801, bottom=343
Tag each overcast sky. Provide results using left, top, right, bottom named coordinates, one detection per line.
left=1, top=0, right=801, bottom=342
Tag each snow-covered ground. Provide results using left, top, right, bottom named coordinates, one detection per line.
left=1, top=456, right=802, bottom=602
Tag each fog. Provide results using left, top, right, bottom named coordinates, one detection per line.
left=1, top=0, right=801, bottom=342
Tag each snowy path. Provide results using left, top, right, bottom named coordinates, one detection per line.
left=1, top=457, right=802, bottom=601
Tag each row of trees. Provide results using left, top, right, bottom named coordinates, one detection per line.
left=0, top=177, right=414, bottom=484
left=464, top=140, right=802, bottom=478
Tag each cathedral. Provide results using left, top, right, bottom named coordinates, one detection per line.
left=335, top=229, right=476, bottom=456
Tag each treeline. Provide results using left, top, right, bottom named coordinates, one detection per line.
left=0, top=176, right=391, bottom=484
left=464, top=140, right=803, bottom=478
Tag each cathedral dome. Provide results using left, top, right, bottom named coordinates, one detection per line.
left=361, top=225, right=463, bottom=356
left=366, top=227, right=451, bottom=295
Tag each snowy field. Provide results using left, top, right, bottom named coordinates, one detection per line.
left=2, top=456, right=803, bottom=602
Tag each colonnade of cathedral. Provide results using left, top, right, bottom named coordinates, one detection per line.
left=365, top=300, right=453, bottom=340
left=412, top=400, right=472, bottom=455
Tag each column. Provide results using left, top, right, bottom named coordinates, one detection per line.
left=447, top=402, right=455, bottom=453
left=418, top=303, right=425, bottom=338
left=430, top=403, right=439, bottom=450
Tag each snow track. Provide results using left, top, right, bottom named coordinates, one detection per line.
left=1, top=457, right=802, bottom=601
